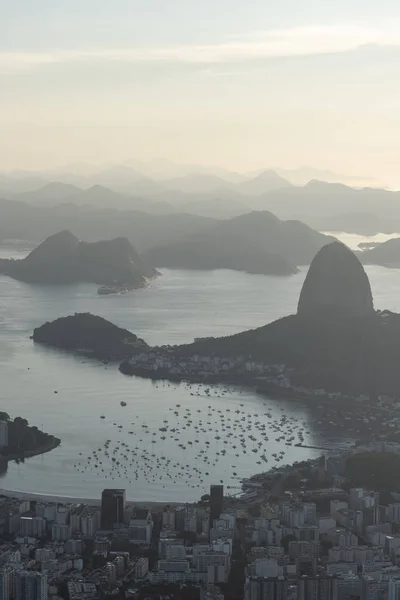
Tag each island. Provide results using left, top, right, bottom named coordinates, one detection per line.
left=0, top=230, right=157, bottom=288
left=361, top=237, right=400, bottom=268
left=0, top=412, right=60, bottom=461
left=142, top=211, right=335, bottom=275
left=32, top=313, right=148, bottom=360
left=120, top=242, right=400, bottom=398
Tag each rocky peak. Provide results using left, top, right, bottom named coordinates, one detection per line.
left=297, top=242, right=374, bottom=317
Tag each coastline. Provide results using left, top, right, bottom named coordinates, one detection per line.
left=1, top=436, right=61, bottom=462
left=118, top=364, right=361, bottom=405
left=0, top=488, right=186, bottom=509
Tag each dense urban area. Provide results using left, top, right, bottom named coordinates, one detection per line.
left=1, top=436, right=400, bottom=599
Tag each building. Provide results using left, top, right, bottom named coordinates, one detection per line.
left=80, top=509, right=98, bottom=537
left=15, top=571, right=47, bottom=600
left=361, top=575, right=379, bottom=600
left=19, top=516, right=46, bottom=538
left=0, top=422, right=8, bottom=449
left=133, top=557, right=149, bottom=579
left=389, top=577, right=400, bottom=600
left=69, top=504, right=86, bottom=533
left=244, top=576, right=288, bottom=600
left=193, top=550, right=230, bottom=573
left=207, top=564, right=229, bottom=584
left=162, top=509, right=176, bottom=530
left=101, top=489, right=125, bottom=529
left=68, top=582, right=98, bottom=600
left=64, top=539, right=84, bottom=555
left=52, top=523, right=71, bottom=542
left=349, top=488, right=364, bottom=511
left=0, top=567, right=13, bottom=600
left=336, top=574, right=361, bottom=600
left=129, top=508, right=153, bottom=545
left=210, top=485, right=224, bottom=525
left=297, top=576, right=338, bottom=600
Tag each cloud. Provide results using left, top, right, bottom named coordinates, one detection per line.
left=0, top=24, right=398, bottom=73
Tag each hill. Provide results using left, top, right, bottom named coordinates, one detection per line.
left=0, top=230, right=157, bottom=286
left=298, top=242, right=374, bottom=317
left=124, top=243, right=400, bottom=396
left=258, top=180, right=400, bottom=230
left=361, top=238, right=400, bottom=267
left=32, top=313, right=147, bottom=359
left=14, top=182, right=83, bottom=204
left=236, top=170, right=292, bottom=196
left=142, top=211, right=335, bottom=274
left=12, top=183, right=175, bottom=214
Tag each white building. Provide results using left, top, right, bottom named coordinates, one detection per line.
left=129, top=509, right=153, bottom=545
left=162, top=510, right=176, bottom=530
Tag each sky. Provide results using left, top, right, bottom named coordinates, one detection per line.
left=2, top=0, right=400, bottom=184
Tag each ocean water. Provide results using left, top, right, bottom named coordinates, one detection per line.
left=1, top=242, right=400, bottom=502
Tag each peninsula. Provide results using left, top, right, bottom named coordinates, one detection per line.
left=32, top=313, right=148, bottom=360
left=120, top=242, right=400, bottom=398
left=0, top=230, right=157, bottom=288
left=0, top=413, right=60, bottom=461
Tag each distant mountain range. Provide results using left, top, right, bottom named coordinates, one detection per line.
left=0, top=162, right=398, bottom=234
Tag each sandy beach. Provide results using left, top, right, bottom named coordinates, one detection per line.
left=0, top=488, right=186, bottom=509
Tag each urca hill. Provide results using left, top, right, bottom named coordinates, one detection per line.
left=0, top=230, right=157, bottom=287
left=165, top=242, right=400, bottom=396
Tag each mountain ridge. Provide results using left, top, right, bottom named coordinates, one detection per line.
left=0, top=230, right=157, bottom=287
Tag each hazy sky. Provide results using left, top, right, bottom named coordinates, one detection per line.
left=2, top=0, right=400, bottom=183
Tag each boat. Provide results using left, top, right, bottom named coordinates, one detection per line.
left=98, top=285, right=125, bottom=295
left=120, top=401, right=127, bottom=407
left=97, top=284, right=130, bottom=295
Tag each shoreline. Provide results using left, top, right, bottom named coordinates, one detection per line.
left=118, top=364, right=364, bottom=405
left=0, top=488, right=187, bottom=509
left=1, top=436, right=61, bottom=462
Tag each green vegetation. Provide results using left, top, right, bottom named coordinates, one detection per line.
left=0, top=415, right=60, bottom=457
left=32, top=313, right=148, bottom=360
left=345, top=452, right=400, bottom=493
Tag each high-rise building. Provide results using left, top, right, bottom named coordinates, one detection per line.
left=297, top=576, right=338, bottom=600
left=361, top=575, right=379, bottom=600
left=81, top=513, right=97, bottom=537
left=210, top=485, right=223, bottom=524
left=15, top=571, right=47, bottom=600
left=101, top=489, right=126, bottom=529
left=244, top=576, right=288, bottom=600
left=349, top=488, right=364, bottom=511
left=52, top=523, right=71, bottom=541
left=0, top=422, right=8, bottom=449
left=389, top=577, right=400, bottom=600
left=0, top=567, right=13, bottom=600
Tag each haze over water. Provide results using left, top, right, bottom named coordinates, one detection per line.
left=1, top=241, right=400, bottom=502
